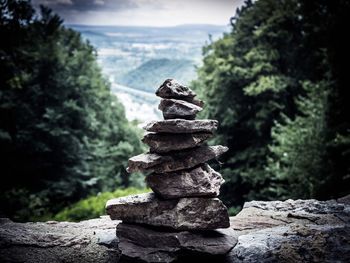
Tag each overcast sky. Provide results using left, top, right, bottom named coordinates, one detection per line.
left=32, top=0, right=245, bottom=26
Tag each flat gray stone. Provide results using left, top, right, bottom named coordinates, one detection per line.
left=127, top=145, right=228, bottom=173
left=0, top=217, right=120, bottom=263
left=142, top=132, right=213, bottom=153
left=106, top=193, right=230, bottom=230
left=143, top=119, right=218, bottom=134
left=156, top=79, right=204, bottom=107
left=243, top=198, right=347, bottom=214
left=117, top=223, right=237, bottom=263
left=159, top=98, right=202, bottom=120
left=146, top=164, right=224, bottom=199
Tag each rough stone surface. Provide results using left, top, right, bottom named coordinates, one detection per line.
left=117, top=223, right=237, bottom=263
left=1, top=197, right=348, bottom=263
left=142, top=132, right=213, bottom=153
left=146, top=164, right=224, bottom=199
left=106, top=193, right=230, bottom=230
left=159, top=98, right=202, bottom=120
left=127, top=145, right=228, bottom=173
left=155, top=78, right=204, bottom=107
left=0, top=216, right=120, bottom=263
left=226, top=197, right=350, bottom=263
left=144, top=119, right=218, bottom=134
left=156, top=79, right=196, bottom=99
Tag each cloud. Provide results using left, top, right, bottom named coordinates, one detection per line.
left=32, top=0, right=138, bottom=12
left=31, top=0, right=245, bottom=26
left=93, top=0, right=105, bottom=6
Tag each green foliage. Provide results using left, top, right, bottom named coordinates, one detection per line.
left=266, top=81, right=330, bottom=199
left=193, top=0, right=350, bottom=207
left=53, top=187, right=150, bottom=222
left=227, top=206, right=241, bottom=216
left=0, top=0, right=144, bottom=221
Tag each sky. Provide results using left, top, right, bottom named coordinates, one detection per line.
left=32, top=0, right=245, bottom=26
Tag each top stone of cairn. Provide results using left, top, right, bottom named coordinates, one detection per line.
left=156, top=79, right=204, bottom=107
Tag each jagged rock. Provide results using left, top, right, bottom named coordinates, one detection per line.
left=228, top=224, right=350, bottom=263
left=156, top=78, right=204, bottom=107
left=226, top=197, right=350, bottom=263
left=106, top=193, right=230, bottom=230
left=142, top=132, right=213, bottom=153
left=156, top=79, right=196, bottom=99
left=117, top=223, right=237, bottom=263
left=0, top=216, right=120, bottom=263
left=144, top=119, right=218, bottom=134
left=127, top=145, right=228, bottom=173
left=159, top=98, right=202, bottom=120
left=146, top=164, right=224, bottom=199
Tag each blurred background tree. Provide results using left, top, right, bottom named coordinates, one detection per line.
left=193, top=0, right=350, bottom=212
left=0, top=0, right=145, bottom=221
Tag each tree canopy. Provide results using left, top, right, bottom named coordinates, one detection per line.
left=0, top=0, right=144, bottom=221
left=193, top=0, right=350, bottom=209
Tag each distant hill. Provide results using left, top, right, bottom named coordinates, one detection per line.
left=67, top=24, right=228, bottom=122
left=118, top=58, right=197, bottom=92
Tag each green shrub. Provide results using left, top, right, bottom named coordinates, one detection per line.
left=53, top=187, right=150, bottom=222
left=228, top=206, right=242, bottom=216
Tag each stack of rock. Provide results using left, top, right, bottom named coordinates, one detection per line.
left=106, top=79, right=237, bottom=262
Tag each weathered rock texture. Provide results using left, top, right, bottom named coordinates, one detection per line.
left=106, top=193, right=230, bottom=230
left=227, top=197, right=350, bottom=263
left=117, top=223, right=237, bottom=263
left=156, top=78, right=196, bottom=99
left=156, top=78, right=204, bottom=107
left=0, top=216, right=120, bottom=263
left=159, top=98, right=202, bottom=120
left=1, top=196, right=349, bottom=263
left=142, top=132, right=213, bottom=153
left=144, top=119, right=218, bottom=134
left=127, top=145, right=228, bottom=173
left=146, top=164, right=224, bottom=199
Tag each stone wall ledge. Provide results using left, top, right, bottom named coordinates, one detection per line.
left=1, top=195, right=349, bottom=263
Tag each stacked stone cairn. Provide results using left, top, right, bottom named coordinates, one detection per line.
left=106, top=79, right=237, bottom=262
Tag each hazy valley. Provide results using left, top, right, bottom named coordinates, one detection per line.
left=70, top=24, right=228, bottom=122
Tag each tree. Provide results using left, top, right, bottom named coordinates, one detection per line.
left=267, top=0, right=350, bottom=200
left=266, top=81, right=330, bottom=199
left=0, top=0, right=144, bottom=221
left=193, top=0, right=350, bottom=209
